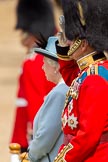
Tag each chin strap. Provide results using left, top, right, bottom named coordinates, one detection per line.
left=67, top=39, right=82, bottom=56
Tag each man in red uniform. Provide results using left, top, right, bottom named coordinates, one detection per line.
left=10, top=0, right=56, bottom=153
left=54, top=0, right=108, bottom=161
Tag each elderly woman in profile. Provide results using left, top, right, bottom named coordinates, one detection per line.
left=28, top=36, right=69, bottom=162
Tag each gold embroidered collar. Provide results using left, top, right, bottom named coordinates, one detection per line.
left=77, top=51, right=106, bottom=71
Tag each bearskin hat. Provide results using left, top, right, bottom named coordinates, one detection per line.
left=61, top=0, right=108, bottom=52
left=16, top=0, right=55, bottom=40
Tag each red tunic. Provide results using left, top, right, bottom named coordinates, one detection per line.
left=58, top=59, right=79, bottom=86
left=54, top=60, right=108, bottom=162
left=10, top=54, right=55, bottom=149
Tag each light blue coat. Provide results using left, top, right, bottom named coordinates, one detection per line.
left=28, top=82, right=69, bottom=162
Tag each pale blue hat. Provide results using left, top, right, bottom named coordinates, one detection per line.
left=34, top=36, right=58, bottom=61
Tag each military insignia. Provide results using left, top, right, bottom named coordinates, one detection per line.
left=87, top=64, right=98, bottom=75
left=90, top=65, right=95, bottom=74
left=68, top=114, right=78, bottom=130
left=64, top=77, right=81, bottom=110
left=54, top=143, right=73, bottom=162
left=62, top=113, right=67, bottom=129
left=70, top=78, right=80, bottom=99
left=68, top=100, right=73, bottom=114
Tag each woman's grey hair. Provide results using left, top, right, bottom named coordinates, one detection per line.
left=46, top=58, right=59, bottom=67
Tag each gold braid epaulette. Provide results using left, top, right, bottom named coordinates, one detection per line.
left=54, top=143, right=73, bottom=162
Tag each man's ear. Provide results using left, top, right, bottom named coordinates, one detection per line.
left=81, top=39, right=88, bottom=52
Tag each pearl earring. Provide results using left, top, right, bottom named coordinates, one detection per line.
left=54, top=71, right=57, bottom=74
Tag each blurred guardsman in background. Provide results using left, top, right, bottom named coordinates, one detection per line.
left=54, top=0, right=108, bottom=161
left=10, top=0, right=56, bottom=153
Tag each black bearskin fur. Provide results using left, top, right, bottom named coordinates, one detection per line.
left=61, top=0, right=108, bottom=51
